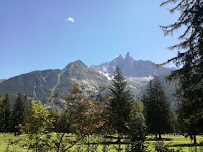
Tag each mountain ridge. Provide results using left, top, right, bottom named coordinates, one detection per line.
left=0, top=55, right=177, bottom=110
left=0, top=60, right=107, bottom=102
left=91, top=52, right=175, bottom=78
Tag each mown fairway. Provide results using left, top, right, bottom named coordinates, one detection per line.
left=0, top=134, right=202, bottom=151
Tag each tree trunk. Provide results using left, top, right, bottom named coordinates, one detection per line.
left=155, top=133, right=157, bottom=140
left=116, top=134, right=121, bottom=143
left=158, top=133, right=162, bottom=140
left=88, top=135, right=90, bottom=152
left=193, top=135, right=197, bottom=145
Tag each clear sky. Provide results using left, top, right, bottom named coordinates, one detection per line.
left=0, top=0, right=181, bottom=79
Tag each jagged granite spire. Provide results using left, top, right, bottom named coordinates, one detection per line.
left=91, top=52, right=174, bottom=78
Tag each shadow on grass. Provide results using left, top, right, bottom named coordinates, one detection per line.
left=104, top=135, right=119, bottom=139
left=170, top=143, right=203, bottom=148
left=85, top=141, right=131, bottom=145
left=146, top=138, right=173, bottom=141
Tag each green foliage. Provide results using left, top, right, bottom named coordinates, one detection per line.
left=126, top=99, right=147, bottom=142
left=143, top=76, right=173, bottom=138
left=19, top=101, right=54, bottom=152
left=108, top=66, right=132, bottom=141
left=0, top=93, right=12, bottom=133
left=154, top=141, right=183, bottom=152
left=0, top=96, right=4, bottom=132
left=160, top=0, right=203, bottom=143
left=126, top=99, right=147, bottom=152
left=49, top=83, right=109, bottom=152
left=11, top=93, right=26, bottom=135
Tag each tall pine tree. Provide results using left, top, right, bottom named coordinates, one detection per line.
left=12, top=93, right=26, bottom=135
left=0, top=96, right=4, bottom=133
left=159, top=0, right=203, bottom=144
left=108, top=66, right=132, bottom=142
left=2, top=93, right=12, bottom=133
left=143, top=76, right=172, bottom=139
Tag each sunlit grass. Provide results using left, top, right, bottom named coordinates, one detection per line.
left=0, top=133, right=29, bottom=152
left=0, top=133, right=202, bottom=151
left=146, top=134, right=203, bottom=152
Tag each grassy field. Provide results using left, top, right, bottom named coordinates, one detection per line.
left=0, top=133, right=202, bottom=151
left=0, top=134, right=29, bottom=152
left=146, top=134, right=203, bottom=152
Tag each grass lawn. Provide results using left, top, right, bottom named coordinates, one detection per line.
left=0, top=133, right=29, bottom=152
left=0, top=133, right=202, bottom=151
left=146, top=134, right=203, bottom=152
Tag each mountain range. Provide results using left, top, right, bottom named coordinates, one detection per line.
left=0, top=52, right=177, bottom=109
left=91, top=52, right=175, bottom=79
left=0, top=60, right=108, bottom=102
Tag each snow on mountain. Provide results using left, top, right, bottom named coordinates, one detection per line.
left=90, top=52, right=175, bottom=79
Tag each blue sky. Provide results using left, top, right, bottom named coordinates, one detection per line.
left=0, top=0, right=181, bottom=79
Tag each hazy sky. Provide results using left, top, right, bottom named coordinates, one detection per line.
left=0, top=0, right=181, bottom=79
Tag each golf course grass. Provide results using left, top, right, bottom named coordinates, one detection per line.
left=0, top=133, right=202, bottom=151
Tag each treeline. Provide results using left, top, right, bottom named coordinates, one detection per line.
left=0, top=92, right=29, bottom=135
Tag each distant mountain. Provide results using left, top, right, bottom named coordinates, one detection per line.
left=0, top=57, right=177, bottom=110
left=91, top=53, right=177, bottom=109
left=91, top=52, right=175, bottom=79
left=0, top=79, right=5, bottom=83
left=0, top=60, right=108, bottom=103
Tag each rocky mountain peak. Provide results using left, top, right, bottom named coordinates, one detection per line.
left=91, top=52, right=175, bottom=78
left=125, top=52, right=134, bottom=64
left=64, top=60, right=85, bottom=70
left=125, top=52, right=130, bottom=59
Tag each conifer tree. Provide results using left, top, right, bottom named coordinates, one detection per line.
left=108, top=66, right=132, bottom=142
left=0, top=96, right=4, bottom=133
left=12, top=93, right=25, bottom=135
left=2, top=93, right=12, bottom=132
left=160, top=0, right=203, bottom=143
left=143, top=76, right=172, bottom=139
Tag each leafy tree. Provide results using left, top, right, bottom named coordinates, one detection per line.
left=19, top=101, right=54, bottom=152
left=126, top=99, right=147, bottom=152
left=159, top=0, right=203, bottom=144
left=11, top=93, right=26, bottom=135
left=49, top=108, right=71, bottom=134
left=143, top=76, right=172, bottom=139
left=108, top=66, right=132, bottom=142
left=49, top=83, right=109, bottom=152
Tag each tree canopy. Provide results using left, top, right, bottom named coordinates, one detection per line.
left=143, top=76, right=172, bottom=139
left=160, top=0, right=203, bottom=144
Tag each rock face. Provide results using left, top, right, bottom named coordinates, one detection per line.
left=90, top=52, right=175, bottom=78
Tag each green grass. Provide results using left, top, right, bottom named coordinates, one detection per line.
left=0, top=133, right=202, bottom=152
left=0, top=133, right=29, bottom=152
left=146, top=134, right=203, bottom=152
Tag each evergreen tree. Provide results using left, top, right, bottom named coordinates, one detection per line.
left=143, top=76, right=172, bottom=139
left=108, top=66, right=132, bottom=142
left=2, top=93, right=12, bottom=132
left=12, top=93, right=25, bottom=135
left=160, top=0, right=203, bottom=144
left=0, top=96, right=4, bottom=133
